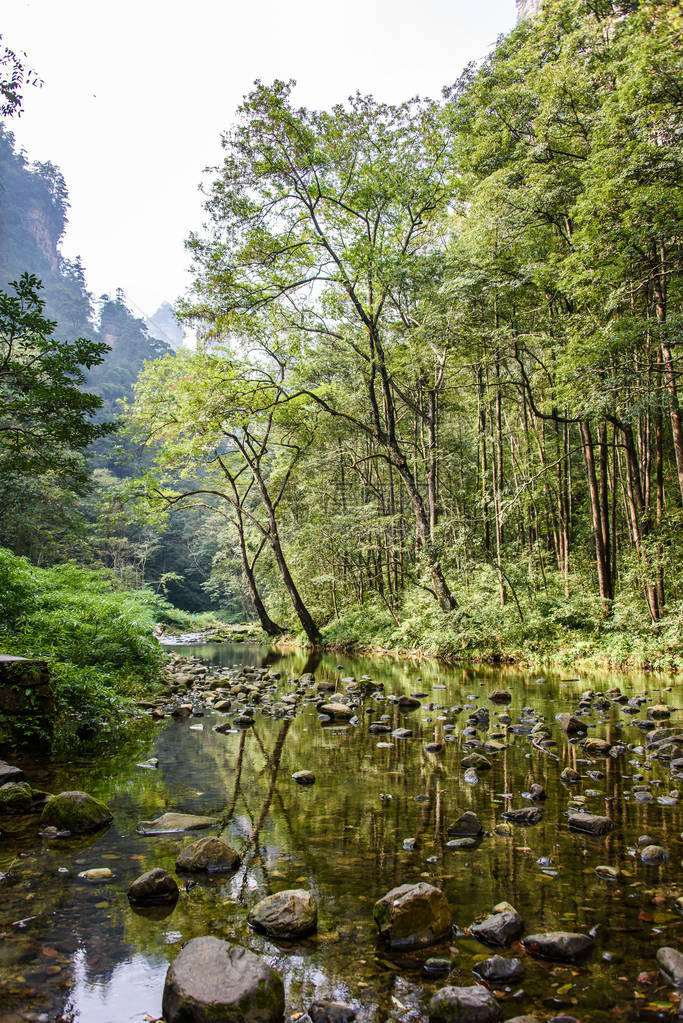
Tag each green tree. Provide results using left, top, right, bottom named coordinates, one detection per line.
left=0, top=272, right=111, bottom=484
left=183, top=80, right=458, bottom=612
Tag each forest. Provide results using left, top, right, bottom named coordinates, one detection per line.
left=1, top=4, right=682, bottom=1022
left=1, top=0, right=682, bottom=746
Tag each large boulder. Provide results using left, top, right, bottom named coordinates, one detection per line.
left=40, top=791, right=112, bottom=834
left=137, top=812, right=218, bottom=835
left=522, top=931, right=594, bottom=961
left=247, top=889, right=317, bottom=939
left=373, top=882, right=451, bottom=950
left=128, top=867, right=179, bottom=905
left=176, top=836, right=241, bottom=874
left=428, top=984, right=501, bottom=1023
left=470, top=908, right=524, bottom=947
left=162, top=936, right=284, bottom=1023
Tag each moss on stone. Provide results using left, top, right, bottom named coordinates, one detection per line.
left=40, top=790, right=113, bottom=834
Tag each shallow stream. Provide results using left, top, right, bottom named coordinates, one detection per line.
left=0, top=644, right=681, bottom=1022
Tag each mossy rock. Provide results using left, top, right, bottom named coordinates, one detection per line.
left=40, top=790, right=113, bottom=834
left=0, top=781, right=34, bottom=813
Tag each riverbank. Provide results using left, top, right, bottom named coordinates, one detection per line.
left=268, top=594, right=683, bottom=675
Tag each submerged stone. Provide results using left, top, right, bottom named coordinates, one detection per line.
left=162, top=936, right=284, bottom=1023
left=292, top=770, right=316, bottom=785
left=374, top=881, right=451, bottom=950
left=501, top=807, right=543, bottom=825
left=78, top=867, right=114, bottom=881
left=247, top=889, right=317, bottom=938
left=128, top=867, right=179, bottom=905
left=641, top=844, right=669, bottom=865
left=428, top=984, right=502, bottom=1023
left=567, top=813, right=613, bottom=836
left=556, top=713, right=586, bottom=734
left=308, top=1002, right=357, bottom=1023
left=447, top=811, right=483, bottom=837
left=472, top=955, right=524, bottom=983
left=137, top=812, right=218, bottom=835
left=470, top=909, right=524, bottom=947
left=522, top=931, right=594, bottom=961
left=657, top=947, right=683, bottom=987
left=176, top=836, right=241, bottom=874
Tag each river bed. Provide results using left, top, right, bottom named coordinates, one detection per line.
left=0, top=643, right=681, bottom=1022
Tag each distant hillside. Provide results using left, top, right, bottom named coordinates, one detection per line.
left=0, top=125, right=172, bottom=415
left=146, top=300, right=186, bottom=350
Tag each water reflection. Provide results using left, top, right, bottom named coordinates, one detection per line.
left=0, top=644, right=680, bottom=1022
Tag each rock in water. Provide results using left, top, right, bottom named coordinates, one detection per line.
left=128, top=868, right=179, bottom=905
left=522, top=931, right=594, bottom=962
left=0, top=762, right=25, bottom=784
left=247, top=889, right=317, bottom=938
left=567, top=813, right=613, bottom=836
left=374, top=882, right=451, bottom=950
left=447, top=811, right=483, bottom=837
left=470, top=909, right=524, bottom=947
left=501, top=807, right=543, bottom=825
left=472, top=956, right=525, bottom=983
left=163, top=936, right=284, bottom=1023
left=40, top=791, right=112, bottom=834
left=292, top=770, right=316, bottom=785
left=78, top=868, right=114, bottom=881
left=461, top=753, right=492, bottom=771
left=428, top=984, right=502, bottom=1023
left=656, top=947, right=683, bottom=987
left=309, top=1002, right=357, bottom=1023
left=0, top=781, right=35, bottom=813
left=641, top=844, right=669, bottom=865
left=582, top=738, right=612, bottom=756
left=176, top=836, right=241, bottom=874
left=398, top=695, right=421, bottom=709
left=319, top=703, right=354, bottom=720
left=136, top=812, right=218, bottom=835
left=556, top=713, right=586, bottom=734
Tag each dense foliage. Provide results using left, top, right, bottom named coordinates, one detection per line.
left=128, top=0, right=683, bottom=668
left=0, top=545, right=186, bottom=749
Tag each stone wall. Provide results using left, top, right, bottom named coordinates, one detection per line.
left=0, top=656, right=54, bottom=752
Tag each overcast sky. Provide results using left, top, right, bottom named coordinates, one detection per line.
left=4, top=0, right=516, bottom=320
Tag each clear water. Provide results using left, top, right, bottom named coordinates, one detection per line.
left=0, top=643, right=681, bottom=1022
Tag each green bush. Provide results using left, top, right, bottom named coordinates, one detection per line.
left=0, top=546, right=186, bottom=751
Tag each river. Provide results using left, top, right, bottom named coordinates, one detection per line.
left=0, top=642, right=681, bottom=1022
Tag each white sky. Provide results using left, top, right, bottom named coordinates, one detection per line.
left=3, top=0, right=516, bottom=320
